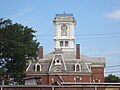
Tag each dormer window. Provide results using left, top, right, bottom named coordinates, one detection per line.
left=75, top=63, right=81, bottom=72
left=35, top=63, right=41, bottom=71
left=37, top=65, right=40, bottom=71
left=76, top=65, right=79, bottom=71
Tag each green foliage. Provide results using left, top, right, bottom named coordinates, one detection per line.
left=0, top=18, right=39, bottom=84
left=105, top=74, right=120, bottom=83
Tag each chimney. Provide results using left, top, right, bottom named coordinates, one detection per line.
left=39, top=46, right=43, bottom=59
left=76, top=44, right=80, bottom=59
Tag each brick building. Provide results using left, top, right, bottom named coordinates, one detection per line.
left=25, top=13, right=105, bottom=85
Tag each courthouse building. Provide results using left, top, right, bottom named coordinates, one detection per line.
left=25, top=13, right=105, bottom=85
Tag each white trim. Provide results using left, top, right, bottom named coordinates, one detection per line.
left=85, top=62, right=91, bottom=72
left=74, top=77, right=76, bottom=82
left=49, top=54, right=67, bottom=72
left=58, top=76, right=64, bottom=82
left=35, top=63, right=41, bottom=71
left=91, top=64, right=104, bottom=67
left=61, top=82, right=120, bottom=85
left=2, top=84, right=120, bottom=87
left=52, top=67, right=62, bottom=72
left=61, top=54, right=67, bottom=71
left=75, top=63, right=81, bottom=72
left=26, top=62, right=32, bottom=71
left=49, top=54, right=55, bottom=72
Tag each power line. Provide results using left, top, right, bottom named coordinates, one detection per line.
left=105, top=71, right=120, bottom=73
left=76, top=32, right=120, bottom=36
left=36, top=36, right=120, bottom=40
left=76, top=36, right=120, bottom=40
left=35, top=32, right=120, bottom=37
left=105, top=65, right=120, bottom=68
left=105, top=65, right=120, bottom=74
left=85, top=54, right=120, bottom=57
left=35, top=33, right=120, bottom=40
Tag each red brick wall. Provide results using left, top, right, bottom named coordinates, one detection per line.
left=40, top=75, right=49, bottom=84
left=26, top=74, right=92, bottom=85
left=46, top=75, right=91, bottom=84
left=26, top=66, right=104, bottom=84
left=48, top=75, right=62, bottom=84
left=26, top=75, right=49, bottom=84
left=91, top=67, right=104, bottom=82
left=63, top=75, right=75, bottom=82
left=62, top=75, right=91, bottom=82
left=81, top=75, right=91, bottom=82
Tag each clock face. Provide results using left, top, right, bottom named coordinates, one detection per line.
left=61, top=24, right=67, bottom=30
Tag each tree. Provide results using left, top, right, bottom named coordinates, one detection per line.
left=0, top=18, right=39, bottom=84
left=105, top=74, right=120, bottom=83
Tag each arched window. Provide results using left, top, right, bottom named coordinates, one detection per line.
left=35, top=63, right=41, bottom=71
left=37, top=65, right=40, bottom=71
left=76, top=65, right=79, bottom=71
left=75, top=63, right=81, bottom=72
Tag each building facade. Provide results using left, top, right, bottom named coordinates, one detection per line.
left=25, top=13, right=105, bottom=85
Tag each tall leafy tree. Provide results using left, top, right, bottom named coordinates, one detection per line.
left=105, top=74, right=120, bottom=83
left=0, top=18, right=39, bottom=84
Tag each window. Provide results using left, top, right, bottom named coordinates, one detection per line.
left=37, top=65, right=40, bottom=71
left=60, top=41, right=69, bottom=47
left=35, top=63, right=41, bottom=71
left=76, top=65, right=79, bottom=71
left=75, top=63, right=81, bottom=72
left=74, top=77, right=82, bottom=82
left=65, top=41, right=68, bottom=46
left=60, top=41, right=63, bottom=46
left=54, top=59, right=62, bottom=65
left=56, top=60, right=60, bottom=63
left=76, top=76, right=80, bottom=82
left=93, top=79, right=100, bottom=83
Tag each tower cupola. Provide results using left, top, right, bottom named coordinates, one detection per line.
left=53, top=13, right=76, bottom=51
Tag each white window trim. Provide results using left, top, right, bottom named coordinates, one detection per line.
left=35, top=63, right=41, bottom=71
left=75, top=63, right=81, bottom=72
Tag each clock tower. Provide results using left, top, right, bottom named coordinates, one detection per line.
left=53, top=13, right=76, bottom=51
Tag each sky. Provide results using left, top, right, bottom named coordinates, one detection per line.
left=1, top=0, right=120, bottom=76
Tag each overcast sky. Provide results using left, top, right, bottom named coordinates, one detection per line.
left=1, top=0, right=120, bottom=76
